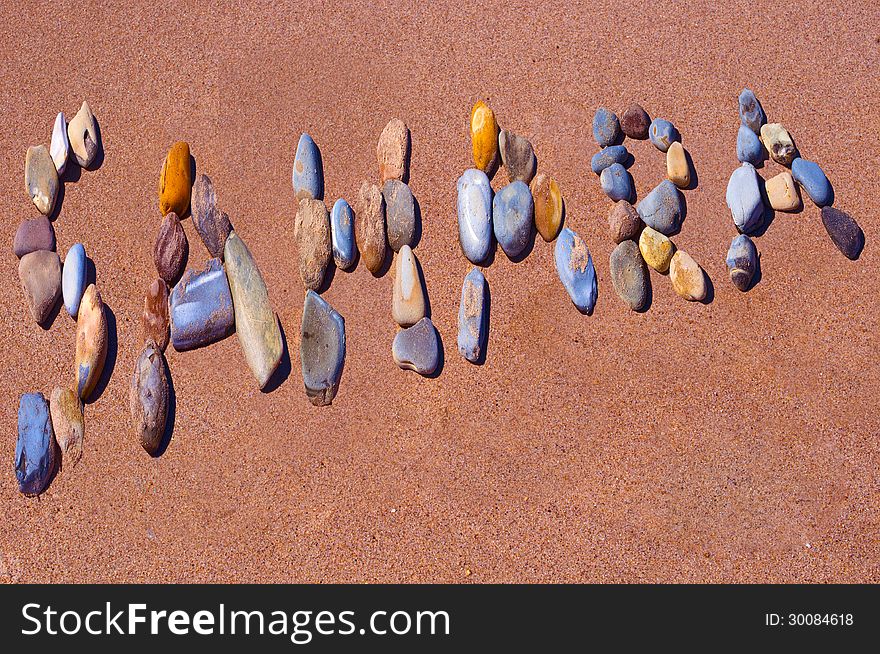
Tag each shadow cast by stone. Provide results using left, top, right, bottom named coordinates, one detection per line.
left=86, top=305, right=117, bottom=404
left=83, top=116, right=105, bottom=172
left=315, top=259, right=337, bottom=294
left=151, top=357, right=176, bottom=458
left=683, top=149, right=699, bottom=191
left=411, top=194, right=423, bottom=250
left=424, top=325, right=445, bottom=379
left=261, top=317, right=292, bottom=394
left=38, top=294, right=63, bottom=331
left=699, top=271, right=715, bottom=305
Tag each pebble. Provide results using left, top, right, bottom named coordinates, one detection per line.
left=639, top=226, right=675, bottom=273
left=330, top=199, right=356, bottom=270
left=669, top=250, right=707, bottom=301
left=153, top=211, right=189, bottom=285
left=25, top=145, right=59, bottom=216
left=791, top=157, right=832, bottom=207
left=13, top=216, right=55, bottom=258
left=666, top=141, right=690, bottom=188
left=294, top=198, right=331, bottom=290
left=498, top=129, right=537, bottom=183
left=554, top=227, right=598, bottom=314
left=637, top=180, right=683, bottom=235
left=49, top=387, right=83, bottom=468
left=15, top=392, right=55, bottom=495
left=736, top=124, right=765, bottom=165
left=356, top=181, right=387, bottom=275
left=19, top=250, right=61, bottom=324
left=530, top=173, right=563, bottom=242
left=392, top=317, right=439, bottom=376
left=130, top=339, right=169, bottom=456
left=470, top=100, right=500, bottom=175
left=158, top=141, right=193, bottom=216
left=592, top=107, right=621, bottom=147
left=457, top=268, right=487, bottom=363
left=225, top=231, right=284, bottom=388
left=738, top=89, right=766, bottom=134
left=169, top=259, right=234, bottom=351
left=456, top=169, right=493, bottom=264
left=726, top=234, right=758, bottom=291
left=301, top=290, right=346, bottom=405
left=191, top=174, right=231, bottom=259
left=821, top=207, right=864, bottom=260
left=62, top=242, right=86, bottom=317
left=74, top=284, right=108, bottom=400
left=609, top=241, right=649, bottom=311
left=292, top=133, right=324, bottom=200
left=765, top=171, right=801, bottom=212
left=142, top=278, right=170, bottom=351
left=492, top=181, right=534, bottom=259
left=760, top=123, right=797, bottom=166
left=725, top=163, right=764, bottom=234
left=600, top=163, right=634, bottom=202
left=392, top=245, right=426, bottom=326
left=649, top=118, right=679, bottom=152
left=383, top=179, right=416, bottom=251
left=67, top=101, right=99, bottom=167
left=606, top=203, right=640, bottom=246
left=590, top=145, right=629, bottom=175
left=50, top=112, right=69, bottom=175
left=377, top=118, right=410, bottom=184
left=621, top=103, right=651, bottom=140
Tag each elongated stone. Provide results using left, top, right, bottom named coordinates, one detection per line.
left=13, top=216, right=55, bottom=258
left=760, top=123, right=797, bottom=166
left=191, top=174, right=232, bottom=259
left=19, top=250, right=61, bottom=324
left=130, top=340, right=169, bottom=455
left=330, top=199, right=356, bottom=270
left=765, top=171, right=801, bottom=212
left=499, top=129, right=537, bottom=183
left=356, top=181, right=387, bottom=275
left=736, top=124, right=765, bottom=165
left=649, top=118, right=679, bottom=152
left=295, top=198, right=331, bottom=290
left=67, top=101, right=99, bottom=167
left=75, top=284, right=108, bottom=400
left=726, top=163, right=764, bottom=233
left=62, top=242, right=86, bottom=317
left=791, top=157, right=832, bottom=207
left=377, top=118, right=410, bottom=184
left=16, top=393, right=55, bottom=495
left=609, top=240, right=649, bottom=311
left=225, top=232, right=284, bottom=388
left=470, top=100, right=500, bottom=175
left=292, top=133, right=324, bottom=200
left=821, top=207, right=864, bottom=260
left=50, top=387, right=83, bottom=468
left=738, top=89, right=765, bottom=134
left=493, top=181, right=533, bottom=259
left=621, top=103, right=650, bottom=139
left=392, top=245, right=426, bottom=326
left=301, top=290, right=346, bottom=406
left=530, top=173, right=563, bottom=242
left=637, top=180, right=683, bottom=235
left=591, top=145, right=629, bottom=174
left=457, top=169, right=493, bottom=264
left=383, top=179, right=416, bottom=251
left=153, top=211, right=188, bottom=285
left=608, top=200, right=642, bottom=244
left=25, top=145, right=59, bottom=216
left=639, top=226, right=675, bottom=273
left=158, top=141, right=193, bottom=216
left=554, top=227, right=597, bottom=314
left=669, top=250, right=707, bottom=301
left=726, top=234, right=758, bottom=291
left=457, top=268, right=487, bottom=363
left=666, top=142, right=690, bottom=188
left=601, top=163, right=634, bottom=202
left=592, top=107, right=621, bottom=147
left=169, top=259, right=234, bottom=351
left=50, top=112, right=69, bottom=175
left=392, top=317, right=439, bottom=375
left=142, top=278, right=170, bottom=351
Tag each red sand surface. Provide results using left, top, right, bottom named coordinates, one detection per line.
left=1, top=1, right=878, bottom=583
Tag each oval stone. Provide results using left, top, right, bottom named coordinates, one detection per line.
left=499, top=129, right=537, bottom=184
left=25, top=145, right=59, bottom=216
left=457, top=268, right=487, bottom=363
left=620, top=103, right=650, bottom=140
left=191, top=173, right=232, bottom=259
left=169, top=259, right=234, bottom=351
left=130, top=339, right=169, bottom=456
left=736, top=124, right=765, bottom=165
left=670, top=250, right=707, bottom=301
left=600, top=163, right=634, bottom=202
left=726, top=234, right=758, bottom=291
left=530, top=173, right=563, bottom=242
left=301, top=290, right=346, bottom=405
left=456, top=169, right=493, bottom=264
left=50, top=112, right=69, bottom=175
left=16, top=392, right=56, bottom=495
left=62, top=242, right=87, bottom=317
left=592, top=107, right=621, bottom=147
left=392, top=317, right=439, bottom=376
left=356, top=181, right=387, bottom=275
left=292, top=133, right=324, bottom=200
left=383, top=179, right=416, bottom=251
left=330, top=199, right=356, bottom=270
left=158, top=141, right=193, bottom=216
left=294, top=198, right=331, bottom=290
left=67, top=100, right=99, bottom=167
left=392, top=245, right=426, bottom=327
left=639, top=226, right=675, bottom=273
left=470, top=100, right=500, bottom=175
left=609, top=240, right=649, bottom=311
left=75, top=284, right=108, bottom=400
left=142, top=278, right=170, bottom=351
left=791, top=158, right=832, bottom=207
left=760, top=123, right=797, bottom=166
left=377, top=118, right=410, bottom=184
left=492, top=181, right=534, bottom=259
left=649, top=118, right=679, bottom=152
left=821, top=207, right=864, bottom=260
left=666, top=142, right=691, bottom=188
left=738, top=88, right=765, bottom=134
left=637, top=180, right=683, bottom=235
left=591, top=145, right=629, bottom=175
left=554, top=227, right=597, bottom=314
left=19, top=250, right=61, bottom=325
left=725, top=163, right=764, bottom=233
left=153, top=211, right=189, bottom=285
left=50, top=387, right=83, bottom=469
left=608, top=200, right=642, bottom=244
left=13, top=216, right=55, bottom=258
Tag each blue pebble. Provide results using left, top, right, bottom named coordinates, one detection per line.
left=592, top=107, right=621, bottom=147
left=791, top=157, right=833, bottom=207
left=330, top=199, right=356, bottom=270
left=725, top=163, right=764, bottom=234
left=649, top=118, right=680, bottom=152
left=637, top=180, right=684, bottom=235
left=590, top=145, right=629, bottom=175
left=738, top=88, right=766, bottom=134
left=457, top=268, right=488, bottom=363
left=170, top=258, right=235, bottom=351
left=62, top=242, right=86, bottom=317
left=457, top=169, right=494, bottom=265
left=599, top=163, right=634, bottom=202
left=291, top=133, right=324, bottom=200
left=736, top=125, right=765, bottom=165
left=15, top=392, right=55, bottom=496
left=554, top=227, right=597, bottom=314
left=492, top=181, right=533, bottom=259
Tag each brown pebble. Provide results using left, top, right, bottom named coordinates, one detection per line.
left=50, top=387, right=84, bottom=469
left=19, top=250, right=62, bottom=324
left=608, top=201, right=642, bottom=244
left=153, top=212, right=188, bottom=285
left=376, top=118, right=410, bottom=184
left=620, top=103, right=651, bottom=140
left=191, top=174, right=232, bottom=259
left=13, top=216, right=55, bottom=258
left=142, top=279, right=170, bottom=351
left=294, top=198, right=332, bottom=290
left=356, top=181, right=387, bottom=275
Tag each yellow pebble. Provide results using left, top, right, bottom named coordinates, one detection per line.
left=530, top=173, right=563, bottom=242
left=764, top=171, right=801, bottom=212
left=666, top=142, right=690, bottom=188
left=638, top=226, right=675, bottom=272
left=470, top=101, right=499, bottom=174
left=158, top=141, right=193, bottom=216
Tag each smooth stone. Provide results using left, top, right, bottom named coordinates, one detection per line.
left=356, top=181, right=387, bottom=275
left=158, top=141, right=193, bottom=216
left=13, top=216, right=55, bottom=258
left=67, top=100, right=99, bottom=167
left=74, top=284, right=108, bottom=400
left=470, top=100, right=500, bottom=175
left=130, top=339, right=169, bottom=455
left=791, top=157, right=832, bottom=207
left=725, top=163, right=764, bottom=234
left=666, top=142, right=690, bottom=188
left=592, top=107, right=621, bottom=147
left=392, top=245, right=426, bottom=327
left=456, top=168, right=493, bottom=264
left=736, top=124, right=765, bottom=165
left=25, top=145, right=59, bottom=216
left=225, top=232, right=284, bottom=388
left=760, top=123, right=797, bottom=166
left=600, top=163, right=634, bottom=202
left=530, top=173, right=563, bottom=242
left=153, top=211, right=188, bottom=285
left=292, top=133, right=324, bottom=200
left=639, top=226, right=675, bottom=273
left=377, top=118, right=410, bottom=184
left=169, top=259, right=234, bottom=351
left=590, top=145, right=629, bottom=175
left=15, top=393, right=55, bottom=495
left=608, top=201, right=642, bottom=244
left=300, top=290, right=346, bottom=406
left=191, top=174, right=232, bottom=259
left=821, top=207, right=864, bottom=260
left=330, top=199, right=356, bottom=270
left=498, top=129, right=537, bottom=183
left=669, top=250, right=707, bottom=301
left=294, top=198, right=331, bottom=290
left=457, top=268, right=487, bottom=363
left=609, top=240, right=649, bottom=311
left=765, top=171, right=801, bottom=212
left=19, top=250, right=61, bottom=324
left=49, top=387, right=83, bottom=468
left=492, top=181, right=534, bottom=259
left=726, top=234, right=758, bottom=291
left=50, top=112, right=69, bottom=175
left=738, top=89, right=766, bottom=134
left=383, top=179, right=416, bottom=251
left=649, top=118, right=679, bottom=152
left=554, top=227, right=598, bottom=314
left=62, top=242, right=86, bottom=317
left=620, top=103, right=650, bottom=140
left=142, top=278, right=170, bottom=352
left=637, top=180, right=683, bottom=235
left=392, top=317, right=439, bottom=376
